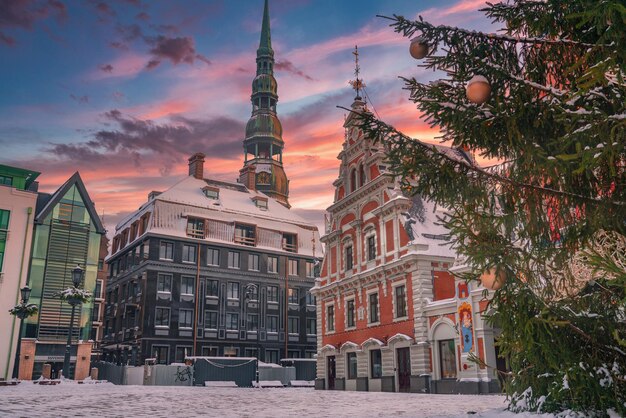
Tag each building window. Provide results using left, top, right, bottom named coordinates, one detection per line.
left=155, top=307, right=170, bottom=327
left=207, top=248, right=220, bottom=266
left=370, top=349, right=382, bottom=378
left=367, top=235, right=376, bottom=261
left=288, top=350, right=300, bottom=359
left=267, top=286, right=278, bottom=303
left=94, top=280, right=103, bottom=299
left=181, top=276, right=195, bottom=295
left=175, top=346, right=192, bottom=363
left=92, top=303, right=100, bottom=322
left=203, top=186, right=219, bottom=199
left=186, top=218, right=205, bottom=238
left=247, top=314, right=259, bottom=331
left=305, top=261, right=314, bottom=278
left=368, top=292, right=379, bottom=323
left=0, top=209, right=8, bottom=272
left=345, top=245, right=353, bottom=271
left=267, top=256, right=278, bottom=273
left=288, top=288, right=299, bottom=305
left=248, top=254, right=260, bottom=271
left=234, top=223, right=256, bottom=246
left=205, top=310, right=218, bottom=329
left=245, top=348, right=259, bottom=358
left=228, top=251, right=240, bottom=269
left=0, top=175, right=13, bottom=186
left=282, top=233, right=297, bottom=252
left=202, top=346, right=218, bottom=356
left=306, top=318, right=316, bottom=335
left=306, top=292, right=316, bottom=306
left=350, top=168, right=357, bottom=193
left=159, top=241, right=174, bottom=260
left=439, top=339, right=457, bottom=379
left=266, top=349, right=279, bottom=364
left=179, top=309, right=193, bottom=329
left=346, top=299, right=355, bottom=328
left=227, top=282, right=240, bottom=300
left=267, top=315, right=278, bottom=332
left=395, top=284, right=407, bottom=318
left=359, top=164, right=366, bottom=187
left=157, top=274, right=172, bottom=293
left=206, top=279, right=219, bottom=297
left=152, top=346, right=169, bottom=364
left=288, top=259, right=298, bottom=276
left=347, top=352, right=357, bottom=379
left=245, top=284, right=258, bottom=301
left=182, top=244, right=196, bottom=263
left=327, top=305, right=335, bottom=332
left=288, top=317, right=299, bottom=334
left=226, top=313, right=239, bottom=330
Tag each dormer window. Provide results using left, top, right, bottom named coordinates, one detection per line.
left=252, top=196, right=268, bottom=210
left=234, top=223, right=256, bottom=246
left=202, top=186, right=219, bottom=200
left=282, top=233, right=297, bottom=253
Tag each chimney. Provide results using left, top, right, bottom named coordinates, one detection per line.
left=238, top=165, right=256, bottom=191
left=188, top=152, right=206, bottom=179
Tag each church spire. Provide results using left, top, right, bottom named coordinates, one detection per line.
left=240, top=0, right=290, bottom=208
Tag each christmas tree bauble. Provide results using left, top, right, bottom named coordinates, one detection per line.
left=480, top=268, right=506, bottom=290
left=409, top=37, right=428, bottom=60
left=466, top=75, right=491, bottom=104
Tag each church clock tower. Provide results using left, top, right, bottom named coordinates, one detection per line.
left=239, top=0, right=290, bottom=208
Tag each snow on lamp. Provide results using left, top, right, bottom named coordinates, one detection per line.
left=466, top=75, right=491, bottom=105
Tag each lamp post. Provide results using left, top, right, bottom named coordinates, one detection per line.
left=62, top=265, right=84, bottom=379
left=245, top=283, right=260, bottom=386
left=11, top=286, right=32, bottom=379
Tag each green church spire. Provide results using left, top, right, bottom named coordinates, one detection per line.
left=240, top=0, right=290, bottom=208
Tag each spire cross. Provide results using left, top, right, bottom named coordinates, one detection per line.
left=348, top=45, right=365, bottom=98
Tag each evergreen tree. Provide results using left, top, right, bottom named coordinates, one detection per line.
left=359, top=1, right=626, bottom=414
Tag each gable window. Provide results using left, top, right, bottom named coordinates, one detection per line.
left=207, top=248, right=219, bottom=266
left=267, top=256, right=278, bottom=273
left=394, top=284, right=407, bottom=318
left=206, top=279, right=219, bottom=297
left=186, top=218, right=205, bottom=238
left=367, top=235, right=376, bottom=261
left=155, top=307, right=170, bottom=327
left=345, top=245, right=353, bottom=271
left=157, top=274, right=172, bottom=293
left=182, top=244, right=196, bottom=263
left=179, top=309, right=193, bottom=329
left=288, top=259, right=298, bottom=276
left=248, top=254, right=260, bottom=271
left=228, top=251, right=240, bottom=269
left=346, top=299, right=355, bottom=328
left=234, top=223, right=256, bottom=246
left=347, top=352, right=357, bottom=379
left=267, top=285, right=278, bottom=303
left=227, top=282, right=240, bottom=300
left=305, top=261, right=315, bottom=278
left=368, top=292, right=379, bottom=324
left=282, top=233, right=297, bottom=252
left=181, top=276, right=194, bottom=296
left=159, top=241, right=174, bottom=260
left=370, top=349, right=382, bottom=378
left=288, top=288, right=299, bottom=305
left=327, top=304, right=335, bottom=332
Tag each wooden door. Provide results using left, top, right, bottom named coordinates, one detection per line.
left=327, top=356, right=336, bottom=390
left=397, top=347, right=411, bottom=392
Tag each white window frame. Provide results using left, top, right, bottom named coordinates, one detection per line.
left=178, top=308, right=194, bottom=329
left=345, top=296, right=356, bottom=330
left=207, top=248, right=220, bottom=266
left=228, top=251, right=240, bottom=269
left=392, top=280, right=408, bottom=321
left=248, top=253, right=260, bottom=271
left=366, top=288, right=380, bottom=326
left=326, top=302, right=335, bottom=333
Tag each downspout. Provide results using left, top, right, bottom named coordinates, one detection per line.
left=4, top=206, right=33, bottom=380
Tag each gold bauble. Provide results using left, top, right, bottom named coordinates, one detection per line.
left=480, top=268, right=506, bottom=290
left=409, top=37, right=428, bottom=60
left=466, top=75, right=491, bottom=105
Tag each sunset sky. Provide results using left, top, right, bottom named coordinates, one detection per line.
left=0, top=0, right=497, bottom=236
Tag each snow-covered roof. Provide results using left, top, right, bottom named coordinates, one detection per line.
left=113, top=175, right=321, bottom=257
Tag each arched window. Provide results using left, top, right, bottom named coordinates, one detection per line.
left=350, top=169, right=357, bottom=193
left=359, top=164, right=366, bottom=187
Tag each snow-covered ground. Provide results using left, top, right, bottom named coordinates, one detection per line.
left=0, top=382, right=515, bottom=417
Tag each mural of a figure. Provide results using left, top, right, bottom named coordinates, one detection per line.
left=458, top=302, right=474, bottom=353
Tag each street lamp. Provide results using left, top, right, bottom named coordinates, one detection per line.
left=62, top=265, right=84, bottom=379
left=11, top=286, right=33, bottom=379
left=245, top=283, right=260, bottom=386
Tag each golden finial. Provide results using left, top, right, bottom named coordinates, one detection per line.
left=348, top=45, right=365, bottom=98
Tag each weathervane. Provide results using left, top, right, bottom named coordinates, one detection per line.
left=348, top=45, right=365, bottom=99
